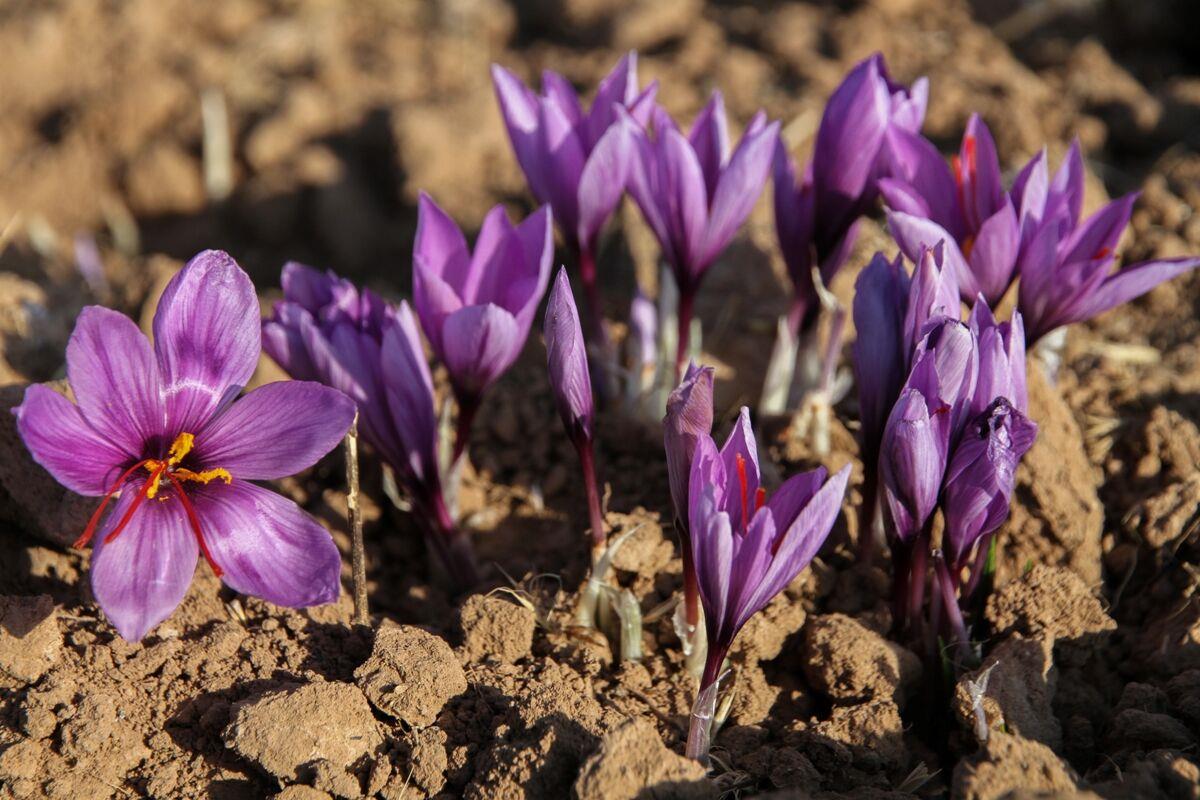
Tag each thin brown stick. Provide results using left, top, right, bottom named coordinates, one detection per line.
left=345, top=413, right=368, bottom=627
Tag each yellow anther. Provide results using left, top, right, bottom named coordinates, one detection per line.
left=168, top=432, right=196, bottom=465
left=173, top=467, right=232, bottom=486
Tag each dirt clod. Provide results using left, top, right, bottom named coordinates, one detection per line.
left=354, top=623, right=467, bottom=726
left=953, top=636, right=1061, bottom=752
left=459, top=594, right=536, bottom=664
left=573, top=718, right=715, bottom=800
left=987, top=565, right=1116, bottom=643
left=223, top=681, right=383, bottom=782
left=802, top=614, right=921, bottom=705
left=951, top=731, right=1083, bottom=800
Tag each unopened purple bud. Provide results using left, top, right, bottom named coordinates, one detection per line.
left=545, top=267, right=594, bottom=446
left=664, top=361, right=715, bottom=529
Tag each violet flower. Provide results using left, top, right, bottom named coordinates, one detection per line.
left=413, top=192, right=554, bottom=461
left=15, top=251, right=355, bottom=642
left=626, top=93, right=780, bottom=376
left=492, top=52, right=656, bottom=341
left=685, top=408, right=850, bottom=761
left=1012, top=145, right=1200, bottom=345
left=663, top=361, right=715, bottom=665
left=263, top=264, right=479, bottom=587
left=775, top=53, right=928, bottom=336
left=882, top=114, right=1021, bottom=308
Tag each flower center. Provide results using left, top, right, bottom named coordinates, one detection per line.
left=74, top=431, right=230, bottom=576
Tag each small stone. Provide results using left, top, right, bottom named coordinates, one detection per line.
left=459, top=595, right=536, bottom=664
left=224, top=682, right=382, bottom=782
left=0, top=595, right=62, bottom=683
left=573, top=718, right=715, bottom=800
left=354, top=624, right=467, bottom=726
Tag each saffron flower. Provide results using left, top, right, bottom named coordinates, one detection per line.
left=685, top=408, right=850, bottom=761
left=1012, top=145, right=1200, bottom=345
left=626, top=93, right=779, bottom=376
left=882, top=114, right=1020, bottom=308
left=15, top=251, right=355, bottom=642
left=412, top=192, right=554, bottom=460
left=775, top=53, right=928, bottom=336
left=492, top=52, right=656, bottom=340
left=263, top=264, right=479, bottom=587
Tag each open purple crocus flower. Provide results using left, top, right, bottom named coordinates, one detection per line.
left=16, top=251, right=355, bottom=642
left=413, top=192, right=553, bottom=460
left=263, top=264, right=479, bottom=587
left=1011, top=144, right=1200, bottom=345
left=492, top=52, right=656, bottom=341
left=882, top=114, right=1021, bottom=308
left=626, top=93, right=779, bottom=376
left=775, top=53, right=928, bottom=336
left=685, top=407, right=850, bottom=761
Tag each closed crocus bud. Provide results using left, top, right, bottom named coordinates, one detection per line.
left=942, top=397, right=1037, bottom=568
left=883, top=115, right=1020, bottom=307
left=903, top=242, right=961, bottom=359
left=910, top=317, right=979, bottom=443
left=545, top=267, right=594, bottom=447
left=852, top=252, right=910, bottom=463
left=664, top=361, right=715, bottom=530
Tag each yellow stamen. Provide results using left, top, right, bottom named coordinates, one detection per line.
left=173, top=467, right=233, bottom=486
left=168, top=432, right=196, bottom=465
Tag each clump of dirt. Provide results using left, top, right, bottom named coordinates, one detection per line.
left=354, top=623, right=467, bottom=727
left=951, top=732, right=1085, bottom=800
left=802, top=614, right=922, bottom=705
left=0, top=594, right=61, bottom=683
left=573, top=718, right=713, bottom=800
left=459, top=594, right=537, bottom=664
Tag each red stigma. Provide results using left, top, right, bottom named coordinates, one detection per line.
left=755, top=487, right=766, bottom=512
left=736, top=454, right=751, bottom=531
left=165, top=473, right=223, bottom=577
left=1093, top=246, right=1112, bottom=260
left=75, top=459, right=153, bottom=548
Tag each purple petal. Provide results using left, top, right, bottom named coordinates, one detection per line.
left=699, top=116, right=779, bottom=271
left=380, top=304, right=439, bottom=483
left=67, top=306, right=165, bottom=455
left=723, top=508, right=777, bottom=639
left=959, top=115, right=1005, bottom=230
left=537, top=94, right=587, bottom=241
left=689, top=464, right=734, bottom=645
left=190, top=480, right=341, bottom=608
left=1011, top=150, right=1048, bottom=238
left=541, top=69, right=584, bottom=130
left=1049, top=139, right=1085, bottom=231
left=853, top=252, right=910, bottom=456
left=492, top=64, right=552, bottom=205
left=1078, top=257, right=1200, bottom=324
left=879, top=176, right=933, bottom=219
left=773, top=143, right=816, bottom=295
left=627, top=81, right=658, bottom=128
left=154, top=250, right=259, bottom=436
left=281, top=262, right=336, bottom=313
left=883, top=127, right=958, bottom=230
left=688, top=92, right=730, bottom=202
left=1059, top=193, right=1137, bottom=267
left=440, top=304, right=521, bottom=397
left=765, top=466, right=828, bottom=533
left=577, top=116, right=635, bottom=253
left=90, top=492, right=198, bottom=641
left=967, top=199, right=1020, bottom=306
left=263, top=303, right=320, bottom=382
left=664, top=360, right=715, bottom=528
left=879, top=385, right=948, bottom=542
left=625, top=119, right=673, bottom=261
left=586, top=52, right=636, bottom=147
left=411, top=260, right=464, bottom=360
left=630, top=289, right=658, bottom=367
left=741, top=464, right=850, bottom=627
left=508, top=204, right=555, bottom=332
left=660, top=126, right=710, bottom=276
left=14, top=384, right=136, bottom=496
left=889, top=211, right=976, bottom=302
left=414, top=192, right=472, bottom=298
left=544, top=268, right=594, bottom=441
left=903, top=242, right=962, bottom=357
left=194, top=381, right=355, bottom=480
left=813, top=55, right=891, bottom=232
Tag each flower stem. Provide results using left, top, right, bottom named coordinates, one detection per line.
left=857, top=465, right=880, bottom=564
left=450, top=393, right=479, bottom=467
left=345, top=414, right=369, bottom=627
left=685, top=643, right=727, bottom=764
left=675, top=285, right=695, bottom=383
left=934, top=551, right=975, bottom=667
left=577, top=438, right=606, bottom=554
left=430, top=489, right=480, bottom=589
left=907, top=529, right=929, bottom=638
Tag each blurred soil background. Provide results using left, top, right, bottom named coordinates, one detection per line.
left=1, top=0, right=1200, bottom=798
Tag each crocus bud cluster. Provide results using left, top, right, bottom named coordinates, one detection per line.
left=264, top=264, right=480, bottom=587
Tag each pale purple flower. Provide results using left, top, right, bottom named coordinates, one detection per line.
left=776, top=54, right=928, bottom=334
left=626, top=93, right=779, bottom=374
left=882, top=114, right=1021, bottom=308
left=16, top=251, right=355, bottom=641
left=492, top=52, right=656, bottom=259
left=687, top=408, right=850, bottom=687
left=1012, top=145, right=1200, bottom=343
left=968, top=301, right=1028, bottom=417
left=263, top=264, right=479, bottom=586
left=412, top=193, right=553, bottom=455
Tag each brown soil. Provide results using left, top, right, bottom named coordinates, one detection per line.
left=2, top=0, right=1200, bottom=798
